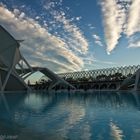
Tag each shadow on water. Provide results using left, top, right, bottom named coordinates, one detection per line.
left=0, top=91, right=140, bottom=140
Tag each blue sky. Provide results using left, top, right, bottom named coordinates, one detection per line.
left=0, top=0, right=140, bottom=74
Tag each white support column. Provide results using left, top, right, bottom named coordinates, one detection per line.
left=1, top=51, right=17, bottom=91
left=48, top=81, right=60, bottom=90
left=134, top=69, right=140, bottom=91
left=23, top=71, right=35, bottom=80
left=18, top=62, right=25, bottom=74
left=21, top=56, right=33, bottom=72
left=1, top=66, right=13, bottom=91
left=13, top=70, right=31, bottom=90
left=0, top=73, right=2, bottom=90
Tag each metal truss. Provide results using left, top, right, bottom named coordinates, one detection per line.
left=59, top=65, right=140, bottom=80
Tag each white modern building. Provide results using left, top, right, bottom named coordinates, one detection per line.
left=0, top=25, right=74, bottom=92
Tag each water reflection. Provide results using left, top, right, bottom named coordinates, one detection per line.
left=0, top=93, right=10, bottom=114
left=24, top=93, right=52, bottom=111
left=110, top=121, right=123, bottom=140
left=0, top=91, right=140, bottom=140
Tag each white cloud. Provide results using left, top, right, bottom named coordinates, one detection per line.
left=44, top=1, right=55, bottom=10
left=43, top=0, right=89, bottom=55
left=88, top=24, right=95, bottom=30
left=76, top=16, right=82, bottom=21
left=35, top=16, right=40, bottom=20
left=100, top=0, right=126, bottom=54
left=94, top=59, right=117, bottom=65
left=95, top=40, right=103, bottom=47
left=93, top=34, right=100, bottom=40
left=0, top=5, right=85, bottom=73
left=13, top=8, right=20, bottom=15
left=128, top=40, right=140, bottom=48
left=92, top=34, right=103, bottom=46
left=50, top=10, right=89, bottom=54
left=125, top=0, right=140, bottom=36
left=82, top=52, right=117, bottom=70
left=100, top=0, right=140, bottom=51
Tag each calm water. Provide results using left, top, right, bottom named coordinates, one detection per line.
left=0, top=91, right=140, bottom=140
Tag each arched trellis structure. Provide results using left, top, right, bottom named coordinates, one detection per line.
left=58, top=66, right=140, bottom=91
left=58, top=65, right=140, bottom=80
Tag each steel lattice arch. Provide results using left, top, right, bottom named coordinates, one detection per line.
left=58, top=65, right=140, bottom=80
left=37, top=65, right=140, bottom=91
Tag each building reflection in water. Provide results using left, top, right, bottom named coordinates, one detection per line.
left=0, top=91, right=140, bottom=140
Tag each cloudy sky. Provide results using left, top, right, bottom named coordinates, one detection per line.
left=0, top=0, right=140, bottom=73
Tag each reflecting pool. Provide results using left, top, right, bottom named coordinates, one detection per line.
left=0, top=91, right=140, bottom=140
